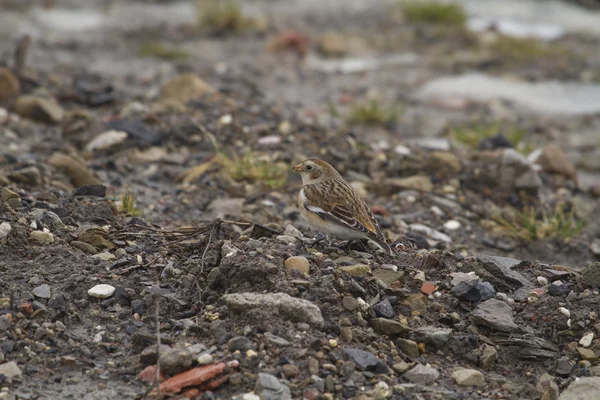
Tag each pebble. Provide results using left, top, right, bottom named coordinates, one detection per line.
left=92, top=252, right=116, bottom=261
left=160, top=348, right=193, bottom=375
left=197, top=353, right=213, bottom=365
left=283, top=224, right=303, bottom=239
left=443, top=220, right=461, bottom=230
left=70, top=240, right=98, bottom=254
left=85, top=130, right=128, bottom=152
left=284, top=256, right=310, bottom=275
left=342, top=296, right=360, bottom=311
left=577, top=347, right=596, bottom=360
left=0, top=361, right=22, bottom=383
left=480, top=344, right=497, bottom=370
left=537, top=276, right=548, bottom=286
left=255, top=373, right=292, bottom=400
left=282, top=364, right=299, bottom=379
left=264, top=332, right=291, bottom=347
left=371, top=318, right=410, bottom=336
left=87, top=284, right=116, bottom=299
left=373, top=299, right=395, bottom=319
left=32, top=284, right=52, bottom=300
left=276, top=235, right=297, bottom=244
left=344, top=348, right=379, bottom=370
left=397, top=339, right=419, bottom=359
left=30, top=230, right=55, bottom=244
left=336, top=264, right=371, bottom=277
left=0, top=222, right=11, bottom=244
left=403, top=364, right=440, bottom=385
left=473, top=298, right=518, bottom=332
left=451, top=368, right=485, bottom=386
left=559, top=307, right=571, bottom=318
left=580, top=333, right=595, bottom=347
left=392, top=362, right=412, bottom=374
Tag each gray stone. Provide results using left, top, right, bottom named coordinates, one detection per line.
left=264, top=332, right=290, bottom=347
left=344, top=348, right=379, bottom=370
left=451, top=281, right=495, bottom=302
left=282, top=364, right=299, bottom=379
left=473, top=299, right=519, bottom=332
left=284, top=224, right=303, bottom=239
left=159, top=348, right=193, bottom=375
left=228, top=336, right=255, bottom=352
left=403, top=364, right=440, bottom=385
left=480, top=344, right=497, bottom=370
left=556, top=356, right=575, bottom=376
left=0, top=222, right=11, bottom=244
left=139, top=344, right=171, bottom=366
left=32, top=284, right=51, bottom=300
left=477, top=254, right=532, bottom=290
left=15, top=95, right=64, bottom=123
left=371, top=318, right=410, bottom=336
left=582, top=262, right=600, bottom=288
left=373, top=299, right=395, bottom=319
left=255, top=373, right=292, bottom=400
left=451, top=368, right=485, bottom=387
left=559, top=377, right=600, bottom=400
left=414, top=327, right=452, bottom=347
left=342, top=296, right=360, bottom=311
left=397, top=339, right=419, bottom=358
left=372, top=269, right=404, bottom=286
left=0, top=361, right=22, bottom=383
left=223, top=292, right=324, bottom=328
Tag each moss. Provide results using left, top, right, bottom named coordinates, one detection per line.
left=487, top=36, right=570, bottom=61
left=196, top=0, right=255, bottom=32
left=401, top=1, right=466, bottom=27
left=348, top=99, right=401, bottom=125
left=139, top=42, right=189, bottom=60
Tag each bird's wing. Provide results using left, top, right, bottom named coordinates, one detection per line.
left=301, top=181, right=381, bottom=239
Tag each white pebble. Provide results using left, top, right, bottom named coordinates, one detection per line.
left=537, top=276, right=548, bottom=286
left=357, top=298, right=369, bottom=311
left=30, top=221, right=37, bottom=229
left=552, top=280, right=563, bottom=286
left=197, top=353, right=213, bottom=365
left=394, top=145, right=411, bottom=156
left=443, top=220, right=461, bottom=231
left=243, top=394, right=260, bottom=400
left=558, top=307, right=570, bottom=318
left=430, top=206, right=444, bottom=217
left=580, top=333, right=595, bottom=347
left=219, top=114, right=232, bottom=125
left=496, top=293, right=508, bottom=301
left=88, top=284, right=116, bottom=299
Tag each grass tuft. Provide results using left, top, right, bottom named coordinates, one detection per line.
left=196, top=0, right=255, bottom=33
left=139, top=42, right=189, bottom=60
left=448, top=123, right=528, bottom=151
left=487, top=36, right=569, bottom=62
left=401, top=0, right=467, bottom=27
left=348, top=99, right=401, bottom=125
left=119, top=187, right=142, bottom=217
left=493, top=205, right=584, bottom=241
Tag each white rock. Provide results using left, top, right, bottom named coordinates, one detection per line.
left=30, top=221, right=37, bottom=229
left=444, top=220, right=461, bottom=230
left=0, top=222, right=11, bottom=244
left=276, top=235, right=297, bottom=244
left=30, top=230, right=55, bottom=244
left=430, top=206, right=444, bottom=217
left=451, top=368, right=485, bottom=386
left=88, top=284, right=116, bottom=299
left=219, top=114, right=232, bottom=125
left=92, top=252, right=116, bottom=261
left=284, top=224, right=304, bottom=239
left=85, top=130, right=128, bottom=152
left=242, top=393, right=260, bottom=400
left=537, top=276, right=548, bottom=286
left=394, top=145, right=411, bottom=156
left=558, top=307, right=571, bottom=318
left=197, top=353, right=213, bottom=365
left=580, top=333, right=595, bottom=348
left=451, top=272, right=479, bottom=286
left=0, top=361, right=22, bottom=383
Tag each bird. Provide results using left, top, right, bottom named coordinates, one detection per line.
left=293, top=159, right=392, bottom=255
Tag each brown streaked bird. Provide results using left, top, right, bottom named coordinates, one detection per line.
left=293, top=159, right=392, bottom=255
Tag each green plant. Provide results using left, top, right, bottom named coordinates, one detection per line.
left=448, top=123, right=528, bottom=151
left=493, top=205, right=584, bottom=241
left=348, top=99, right=401, bottom=125
left=139, top=42, right=189, bottom=60
left=119, top=187, right=142, bottom=217
left=487, top=36, right=569, bottom=61
left=401, top=0, right=466, bottom=26
left=196, top=0, right=254, bottom=32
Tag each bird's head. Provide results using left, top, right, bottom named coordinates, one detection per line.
left=293, top=159, right=341, bottom=185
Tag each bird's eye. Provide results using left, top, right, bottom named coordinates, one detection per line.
left=306, top=165, right=313, bottom=171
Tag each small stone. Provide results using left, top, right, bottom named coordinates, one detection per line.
left=403, top=364, right=440, bottom=385
left=342, top=296, right=360, bottom=311
left=0, top=361, right=22, bottom=383
left=392, top=362, right=411, bottom=374
left=228, top=336, right=255, bottom=352
left=336, top=264, right=371, bottom=277
left=371, top=318, right=409, bottom=336
left=402, top=294, right=427, bottom=313
left=450, top=272, right=479, bottom=286
left=344, top=348, right=379, bottom=370
left=282, top=364, right=299, bottom=379
left=92, top=252, right=116, bottom=261
left=385, top=175, right=433, bottom=192
left=1, top=187, right=19, bottom=202
left=264, top=332, right=291, bottom=347
left=444, top=220, right=461, bottom=231
left=559, top=377, right=600, bottom=400
left=451, top=281, right=495, bottom=302
left=15, top=95, right=64, bottom=123
left=160, top=348, right=193, bottom=375
left=340, top=327, right=353, bottom=342
left=276, top=235, right=297, bottom=244
left=537, top=276, right=549, bottom=286
left=72, top=184, right=107, bottom=197
left=0, top=222, right=11, bottom=244
left=284, top=256, right=310, bottom=275
left=559, top=307, right=571, bottom=318
left=473, top=298, right=518, bottom=332
left=480, top=344, right=497, bottom=370
left=284, top=224, right=303, bottom=239
left=71, top=240, right=98, bottom=254
left=414, top=327, right=452, bottom=347
left=373, top=299, right=395, bottom=319
left=246, top=349, right=258, bottom=358
left=580, top=333, right=595, bottom=347
left=452, top=368, right=485, bottom=387
left=372, top=269, right=404, bottom=286
left=577, top=347, right=596, bottom=361
left=32, top=284, right=51, bottom=300
left=397, top=339, right=419, bottom=359
left=255, top=373, right=292, bottom=400
left=160, top=73, right=215, bottom=104
left=88, top=284, right=116, bottom=299
left=30, top=230, right=55, bottom=244
left=85, top=130, right=128, bottom=152
left=582, top=262, right=600, bottom=288
left=197, top=354, right=213, bottom=365
left=308, top=357, right=319, bottom=374
left=556, top=356, right=575, bottom=376
left=0, top=68, right=20, bottom=102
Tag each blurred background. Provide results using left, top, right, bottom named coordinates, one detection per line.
left=1, top=0, right=600, bottom=261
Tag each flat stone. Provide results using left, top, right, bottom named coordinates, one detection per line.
left=452, top=368, right=485, bottom=387
left=0, top=361, right=22, bottom=383
left=473, top=298, right=518, bottom=332
left=371, top=318, right=409, bottom=336
left=228, top=336, right=255, bottom=352
left=283, top=224, right=303, bottom=239
left=373, top=299, right=395, bottom=319
left=414, top=327, right=452, bottom=347
left=255, top=373, right=292, bottom=400
left=223, top=292, right=324, bottom=328
left=72, top=184, right=107, bottom=198
left=87, top=284, right=116, bottom=299
left=336, top=264, right=371, bottom=277
left=559, top=377, right=600, bottom=400
left=32, top=284, right=51, bottom=300
left=477, top=254, right=531, bottom=290
left=344, top=348, right=379, bottom=370
left=556, top=356, right=575, bottom=376
left=15, top=95, right=64, bottom=123
left=403, top=364, right=440, bottom=385
left=85, top=130, right=128, bottom=152
left=397, top=339, right=419, bottom=358
left=402, top=293, right=427, bottom=313
left=92, top=252, right=116, bottom=261
left=160, top=348, right=193, bottom=376
left=342, top=296, right=361, bottom=311
left=577, top=347, right=597, bottom=361
left=70, top=240, right=98, bottom=254
left=264, top=332, right=290, bottom=347
left=284, top=256, right=310, bottom=275
left=451, top=281, right=495, bottom=302
left=372, top=269, right=404, bottom=286
left=30, top=230, right=55, bottom=244
left=392, top=362, right=412, bottom=374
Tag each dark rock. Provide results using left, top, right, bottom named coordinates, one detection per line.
left=344, top=348, right=379, bottom=370
left=479, top=133, right=512, bottom=151
left=48, top=294, right=66, bottom=311
left=113, top=287, right=130, bottom=305
left=159, top=348, right=193, bottom=376
left=373, top=299, right=395, bottom=319
left=228, top=336, right=255, bottom=352
left=557, top=357, right=575, bottom=377
left=548, top=283, right=573, bottom=297
left=473, top=299, right=519, bottom=332
left=477, top=254, right=532, bottom=290
left=72, top=184, right=107, bottom=197
left=106, top=119, right=160, bottom=146
left=131, top=300, right=145, bottom=315
left=581, top=262, right=600, bottom=288
left=451, top=281, right=495, bottom=302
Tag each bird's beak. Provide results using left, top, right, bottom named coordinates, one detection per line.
left=293, top=164, right=302, bottom=172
